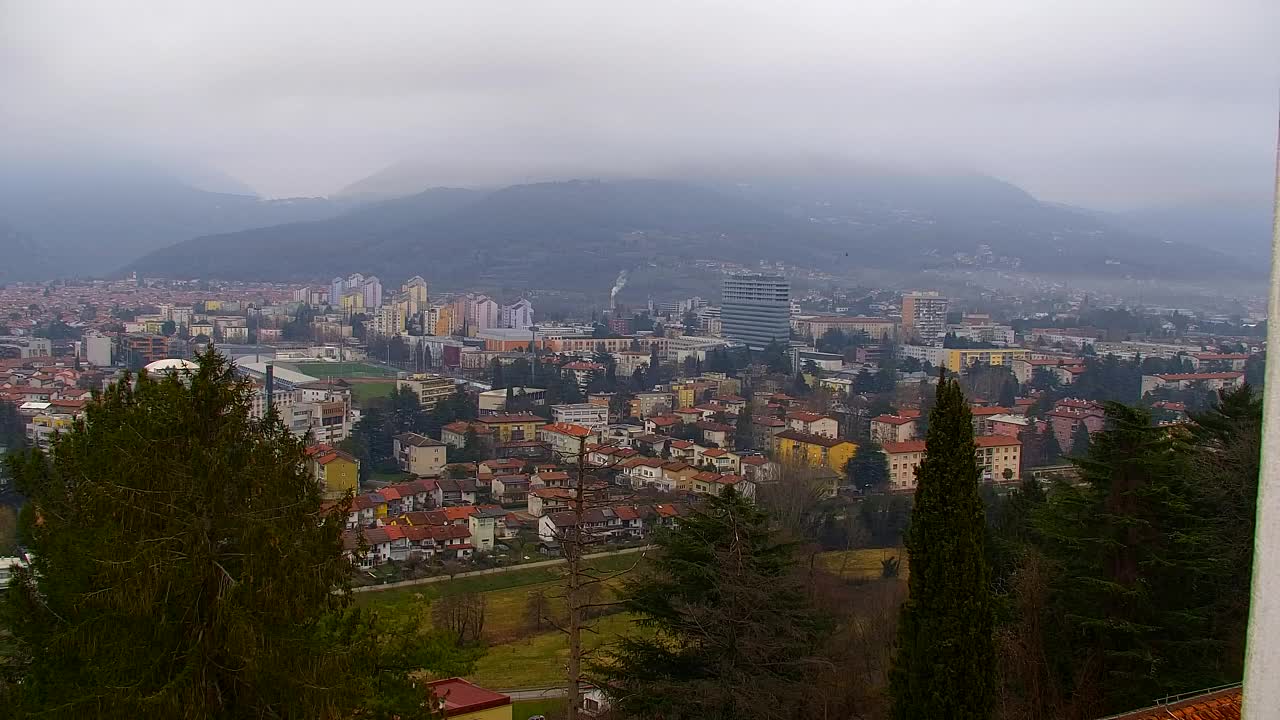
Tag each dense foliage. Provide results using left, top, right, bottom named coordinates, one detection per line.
left=0, top=349, right=469, bottom=719
left=890, top=376, right=995, bottom=719
left=597, top=489, right=829, bottom=719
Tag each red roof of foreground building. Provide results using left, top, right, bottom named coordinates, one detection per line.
left=1101, top=685, right=1240, bottom=720
left=426, top=678, right=512, bottom=715
left=1151, top=372, right=1243, bottom=382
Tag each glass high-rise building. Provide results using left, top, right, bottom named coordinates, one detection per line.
left=721, top=274, right=791, bottom=350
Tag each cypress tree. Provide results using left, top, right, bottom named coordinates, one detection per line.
left=889, top=375, right=995, bottom=720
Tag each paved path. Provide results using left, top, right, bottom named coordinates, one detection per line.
left=503, top=686, right=569, bottom=701
left=352, top=544, right=652, bottom=594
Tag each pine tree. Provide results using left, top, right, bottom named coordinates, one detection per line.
left=491, top=358, right=505, bottom=389
left=889, top=375, right=995, bottom=720
left=0, top=348, right=453, bottom=719
left=1032, top=402, right=1218, bottom=715
left=595, top=490, right=828, bottom=719
left=844, top=442, right=889, bottom=493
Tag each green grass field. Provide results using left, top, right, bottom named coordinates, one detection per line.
left=350, top=381, right=397, bottom=406
left=816, top=547, right=908, bottom=579
left=512, top=698, right=566, bottom=719
left=468, top=612, right=647, bottom=690
left=286, top=361, right=399, bottom=379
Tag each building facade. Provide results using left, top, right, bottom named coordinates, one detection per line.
left=901, top=291, right=949, bottom=345
left=721, top=274, right=791, bottom=350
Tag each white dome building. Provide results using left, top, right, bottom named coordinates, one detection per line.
left=143, top=359, right=199, bottom=374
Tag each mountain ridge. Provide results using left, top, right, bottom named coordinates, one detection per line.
left=128, top=175, right=1258, bottom=289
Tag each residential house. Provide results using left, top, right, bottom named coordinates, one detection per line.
left=437, top=478, right=478, bottom=506
left=970, top=405, right=1011, bottom=435
left=477, top=413, right=544, bottom=443
left=884, top=435, right=1022, bottom=491
left=393, top=432, right=447, bottom=476
left=738, top=454, right=778, bottom=484
left=538, top=422, right=599, bottom=459
left=551, top=402, right=610, bottom=431
left=621, top=456, right=669, bottom=490
left=644, top=414, right=680, bottom=434
left=467, top=507, right=505, bottom=554
left=491, top=474, right=531, bottom=505
left=661, top=461, right=700, bottom=491
left=441, top=420, right=494, bottom=450
left=1140, top=372, right=1244, bottom=397
left=695, top=447, right=741, bottom=473
left=775, top=430, right=857, bottom=472
left=786, top=411, right=838, bottom=438
left=1047, top=398, right=1106, bottom=455
left=528, top=487, right=576, bottom=517
left=694, top=420, right=734, bottom=449
left=305, top=444, right=360, bottom=501
left=870, top=414, right=918, bottom=445
left=425, top=677, right=512, bottom=720
left=752, top=415, right=788, bottom=450
left=478, top=458, right=526, bottom=477
left=630, top=391, right=674, bottom=419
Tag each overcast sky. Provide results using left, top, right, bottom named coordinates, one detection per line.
left=2, top=0, right=1276, bottom=208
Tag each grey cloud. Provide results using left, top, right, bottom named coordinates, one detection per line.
left=1, top=0, right=1276, bottom=206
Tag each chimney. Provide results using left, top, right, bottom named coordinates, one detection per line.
left=265, top=363, right=275, bottom=414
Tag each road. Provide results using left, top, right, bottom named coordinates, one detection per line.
left=503, top=686, right=568, bottom=701
left=351, top=544, right=652, bottom=594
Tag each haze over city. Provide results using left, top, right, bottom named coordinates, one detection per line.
left=2, top=0, right=1277, bottom=208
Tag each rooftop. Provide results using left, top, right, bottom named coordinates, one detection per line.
left=426, top=678, right=512, bottom=715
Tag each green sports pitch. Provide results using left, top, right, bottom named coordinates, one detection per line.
left=282, top=361, right=399, bottom=379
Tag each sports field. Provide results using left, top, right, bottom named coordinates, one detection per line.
left=284, top=361, right=398, bottom=379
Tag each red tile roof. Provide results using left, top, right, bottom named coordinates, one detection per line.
left=427, top=678, right=512, bottom=714
left=883, top=440, right=927, bottom=454
left=1152, top=372, right=1244, bottom=381
left=540, top=422, right=594, bottom=437
left=970, top=406, right=1011, bottom=416
left=1103, top=686, right=1240, bottom=720
left=872, top=414, right=915, bottom=425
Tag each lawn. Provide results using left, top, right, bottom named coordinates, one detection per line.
left=366, top=469, right=412, bottom=485
left=350, top=380, right=396, bottom=406
left=512, top=698, right=565, bottom=719
left=467, top=612, right=647, bottom=690
left=357, top=551, right=647, bottom=643
left=285, top=361, right=399, bottom=379
left=816, top=547, right=908, bottom=580
left=356, top=551, right=645, bottom=612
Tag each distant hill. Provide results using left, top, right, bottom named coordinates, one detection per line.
left=1101, top=203, right=1274, bottom=265
left=131, top=180, right=838, bottom=288
left=0, top=154, right=346, bottom=279
left=131, top=169, right=1257, bottom=288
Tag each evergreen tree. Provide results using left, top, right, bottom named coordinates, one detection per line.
left=889, top=375, right=995, bottom=720
left=1041, top=424, right=1064, bottom=464
left=734, top=402, right=754, bottom=450
left=491, top=358, right=505, bottom=389
left=1070, top=420, right=1092, bottom=457
left=0, top=349, right=448, bottom=719
left=844, top=442, right=889, bottom=493
left=595, top=490, right=828, bottom=719
left=1032, top=402, right=1219, bottom=715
